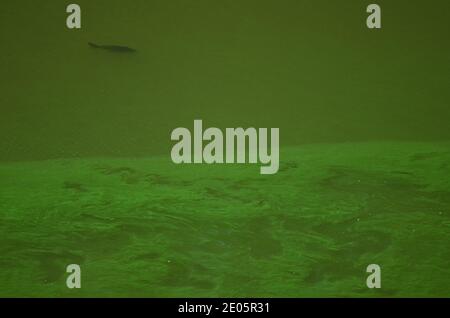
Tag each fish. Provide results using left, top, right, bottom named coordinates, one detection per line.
left=88, top=42, right=136, bottom=53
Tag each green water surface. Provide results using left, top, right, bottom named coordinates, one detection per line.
left=1, top=1, right=449, bottom=297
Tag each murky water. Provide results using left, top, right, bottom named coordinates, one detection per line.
left=0, top=1, right=449, bottom=297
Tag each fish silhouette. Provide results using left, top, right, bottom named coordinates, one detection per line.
left=88, top=42, right=136, bottom=53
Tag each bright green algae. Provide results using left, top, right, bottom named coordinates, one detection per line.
left=1, top=142, right=449, bottom=297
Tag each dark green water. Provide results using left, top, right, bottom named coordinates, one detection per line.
left=2, top=0, right=450, bottom=161
left=0, top=0, right=449, bottom=297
